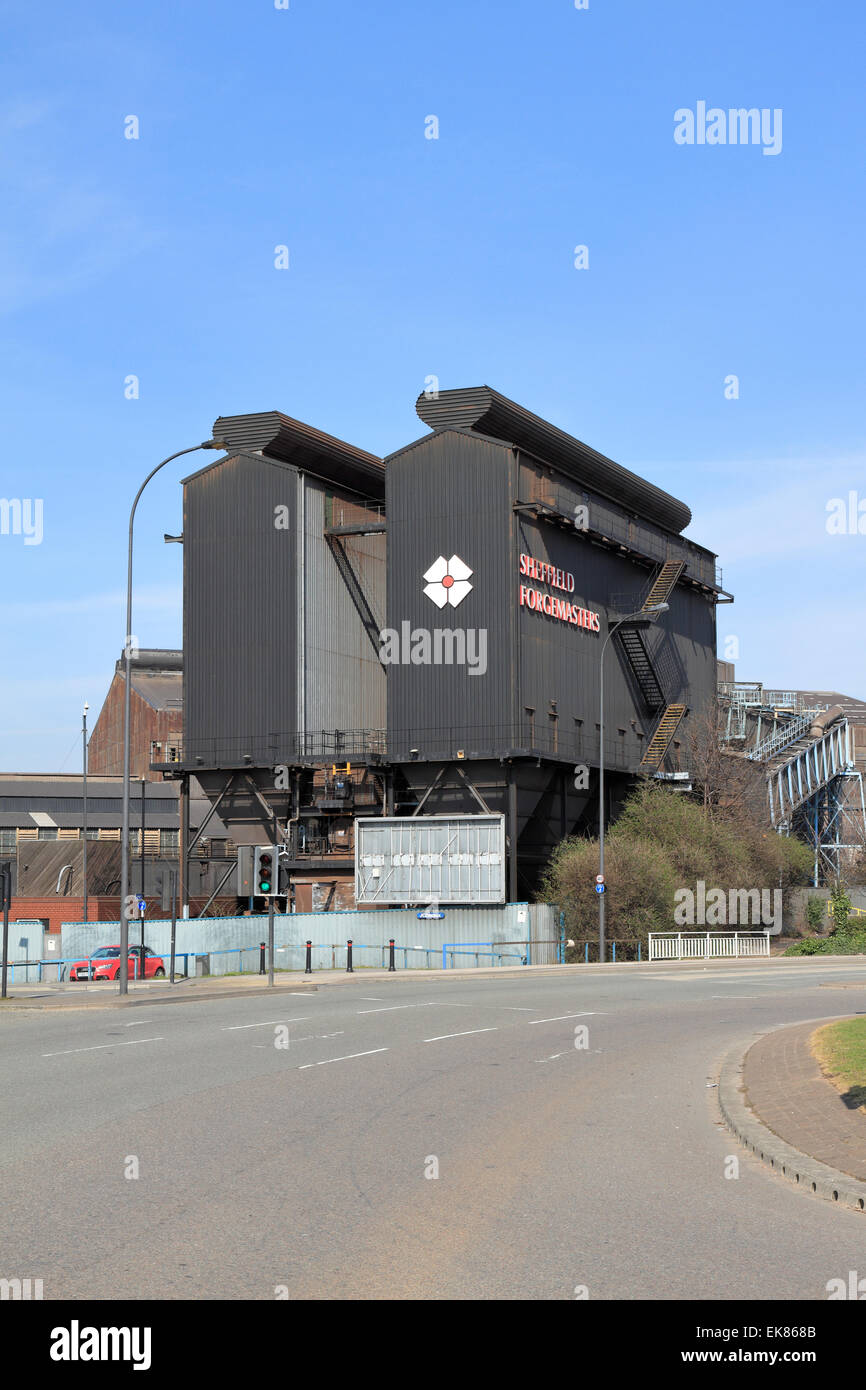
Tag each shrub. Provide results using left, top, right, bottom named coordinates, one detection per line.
left=542, top=780, right=814, bottom=947
left=828, top=883, right=852, bottom=935
left=804, top=896, right=825, bottom=932
left=783, top=937, right=826, bottom=956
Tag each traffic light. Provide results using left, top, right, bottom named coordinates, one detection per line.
left=253, top=845, right=279, bottom=896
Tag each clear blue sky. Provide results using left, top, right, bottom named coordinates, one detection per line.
left=1, top=0, right=864, bottom=771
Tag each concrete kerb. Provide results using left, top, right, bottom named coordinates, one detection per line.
left=717, top=1021, right=866, bottom=1216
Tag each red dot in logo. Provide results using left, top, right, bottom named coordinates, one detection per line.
left=442, top=575, right=454, bottom=589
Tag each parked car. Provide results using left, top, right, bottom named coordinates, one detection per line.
left=69, top=945, right=166, bottom=982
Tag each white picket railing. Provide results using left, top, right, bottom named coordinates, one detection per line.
left=648, top=931, right=770, bottom=961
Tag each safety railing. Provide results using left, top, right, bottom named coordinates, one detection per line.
left=748, top=711, right=814, bottom=763
left=441, top=942, right=529, bottom=969
left=4, top=937, right=568, bottom=985
left=566, top=940, right=644, bottom=963
left=648, top=932, right=770, bottom=961
left=826, top=902, right=866, bottom=920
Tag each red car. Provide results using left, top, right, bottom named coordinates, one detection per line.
left=69, top=945, right=166, bottom=982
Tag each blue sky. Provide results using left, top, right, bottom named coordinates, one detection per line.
left=1, top=0, right=864, bottom=771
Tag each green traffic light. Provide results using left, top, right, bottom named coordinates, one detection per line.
left=260, top=880, right=271, bottom=893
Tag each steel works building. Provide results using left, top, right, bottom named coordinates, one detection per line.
left=159, top=386, right=730, bottom=909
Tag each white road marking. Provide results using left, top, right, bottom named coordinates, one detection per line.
left=286, top=1031, right=345, bottom=1043
left=222, top=1018, right=310, bottom=1031
left=42, top=1038, right=163, bottom=1058
left=123, top=1020, right=154, bottom=1026
left=711, top=995, right=758, bottom=999
left=360, top=997, right=385, bottom=1001
left=528, top=1012, right=597, bottom=1025
left=356, top=1003, right=437, bottom=1014
left=423, top=1028, right=498, bottom=1042
left=298, top=1048, right=388, bottom=1069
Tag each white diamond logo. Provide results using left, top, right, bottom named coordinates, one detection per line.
left=423, top=554, right=473, bottom=608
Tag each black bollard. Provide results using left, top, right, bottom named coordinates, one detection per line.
left=388, top=939, right=396, bottom=972
left=346, top=939, right=353, bottom=973
left=259, top=941, right=266, bottom=975
left=305, top=940, right=312, bottom=975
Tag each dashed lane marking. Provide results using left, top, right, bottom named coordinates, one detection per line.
left=356, top=1003, right=438, bottom=1014
left=528, top=1012, right=597, bottom=1025
left=222, top=1018, right=311, bottom=1031
left=42, top=1038, right=164, bottom=1058
left=298, top=1048, right=388, bottom=1070
left=423, top=1028, right=498, bottom=1043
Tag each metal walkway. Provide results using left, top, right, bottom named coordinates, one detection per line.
left=761, top=719, right=864, bottom=883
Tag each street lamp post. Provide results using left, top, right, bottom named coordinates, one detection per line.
left=82, top=702, right=89, bottom=923
left=598, top=602, right=669, bottom=964
left=119, top=440, right=228, bottom=994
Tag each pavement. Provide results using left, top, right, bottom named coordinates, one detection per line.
left=740, top=1017, right=866, bottom=1184
left=2, top=955, right=866, bottom=1300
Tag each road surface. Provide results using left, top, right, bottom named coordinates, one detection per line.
left=2, top=958, right=864, bottom=1300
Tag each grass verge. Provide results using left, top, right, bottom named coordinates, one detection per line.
left=811, top=1017, right=866, bottom=1112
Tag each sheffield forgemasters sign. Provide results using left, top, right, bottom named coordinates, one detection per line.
left=355, top=815, right=506, bottom=906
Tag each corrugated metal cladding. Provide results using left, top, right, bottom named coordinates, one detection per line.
left=385, top=427, right=717, bottom=772
left=183, top=453, right=386, bottom=766
left=212, top=411, right=385, bottom=499
left=184, top=453, right=299, bottom=765
left=516, top=514, right=715, bottom=769
left=517, top=456, right=716, bottom=588
left=385, top=430, right=515, bottom=756
left=62, top=903, right=558, bottom=971
left=415, top=385, right=692, bottom=533
left=302, top=477, right=386, bottom=736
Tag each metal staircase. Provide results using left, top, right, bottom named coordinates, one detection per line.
left=642, top=560, right=685, bottom=611
left=640, top=703, right=687, bottom=769
left=615, top=561, right=688, bottom=772
left=618, top=626, right=666, bottom=711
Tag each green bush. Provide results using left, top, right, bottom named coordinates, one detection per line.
left=784, top=937, right=826, bottom=956
left=784, top=929, right=866, bottom=957
left=828, top=883, right=852, bottom=935
left=541, top=780, right=814, bottom=950
left=804, top=896, right=825, bottom=932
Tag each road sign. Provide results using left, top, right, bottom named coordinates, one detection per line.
left=595, top=874, right=605, bottom=884
left=137, top=899, right=146, bottom=914
left=595, top=883, right=605, bottom=895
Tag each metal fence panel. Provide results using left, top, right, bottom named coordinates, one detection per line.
left=58, top=903, right=558, bottom=976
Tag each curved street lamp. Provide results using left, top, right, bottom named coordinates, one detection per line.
left=118, top=440, right=228, bottom=994
left=118, top=441, right=273, bottom=994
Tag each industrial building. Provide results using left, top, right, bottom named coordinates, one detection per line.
left=157, top=385, right=731, bottom=910
left=717, top=665, right=866, bottom=882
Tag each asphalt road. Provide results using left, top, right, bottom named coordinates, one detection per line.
left=2, top=959, right=865, bottom=1300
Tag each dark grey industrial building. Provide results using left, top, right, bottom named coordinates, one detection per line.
left=161, top=386, right=731, bottom=907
